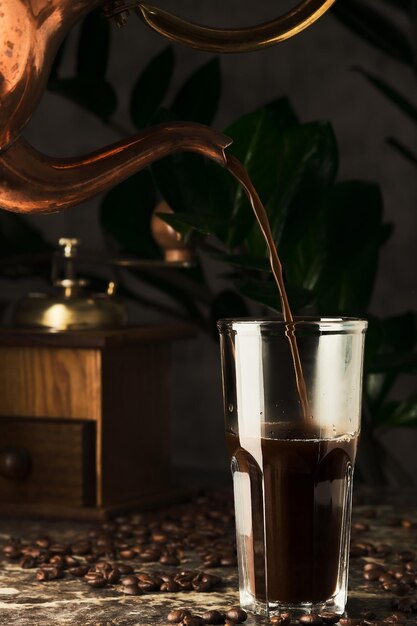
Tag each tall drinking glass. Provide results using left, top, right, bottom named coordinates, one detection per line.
left=218, top=318, right=367, bottom=618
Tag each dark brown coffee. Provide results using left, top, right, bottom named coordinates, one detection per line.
left=226, top=424, right=358, bottom=605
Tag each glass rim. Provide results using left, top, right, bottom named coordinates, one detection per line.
left=217, top=316, right=368, bottom=334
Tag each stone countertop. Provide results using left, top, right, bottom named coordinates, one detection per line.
left=0, top=491, right=416, bottom=626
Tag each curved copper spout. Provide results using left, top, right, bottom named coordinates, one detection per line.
left=0, top=123, right=231, bottom=213
left=137, top=0, right=336, bottom=53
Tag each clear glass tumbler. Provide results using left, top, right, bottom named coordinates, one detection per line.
left=218, top=318, right=368, bottom=618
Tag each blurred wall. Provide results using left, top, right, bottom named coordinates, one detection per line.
left=11, top=1, right=417, bottom=474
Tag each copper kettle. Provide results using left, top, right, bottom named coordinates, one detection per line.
left=0, top=0, right=335, bottom=216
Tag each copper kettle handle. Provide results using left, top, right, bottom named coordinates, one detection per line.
left=137, top=0, right=336, bottom=53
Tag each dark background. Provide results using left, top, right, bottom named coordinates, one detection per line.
left=7, top=1, right=417, bottom=478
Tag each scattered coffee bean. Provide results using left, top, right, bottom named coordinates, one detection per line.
left=353, top=522, right=370, bottom=532
left=121, top=584, right=142, bottom=595
left=270, top=615, right=291, bottom=626
left=299, top=615, right=322, bottom=626
left=120, top=575, right=138, bottom=586
left=167, top=608, right=192, bottom=623
left=181, top=617, right=205, bottom=626
left=340, top=619, right=362, bottom=626
left=362, top=612, right=377, bottom=620
left=385, top=613, right=408, bottom=623
left=226, top=607, right=248, bottom=623
left=202, top=609, right=226, bottom=624
left=20, top=555, right=36, bottom=569
left=319, top=612, right=340, bottom=624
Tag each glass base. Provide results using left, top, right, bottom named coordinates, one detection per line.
left=240, top=588, right=346, bottom=618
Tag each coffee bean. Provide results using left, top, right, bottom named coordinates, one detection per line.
left=299, top=615, right=322, bottom=626
left=68, top=565, right=89, bottom=577
left=20, top=555, right=36, bottom=569
left=350, top=544, right=368, bottom=558
left=353, top=522, right=370, bottom=532
left=385, top=613, right=408, bottom=623
left=362, top=612, right=377, bottom=620
left=270, top=615, right=291, bottom=625
left=35, top=537, right=51, bottom=549
left=159, top=554, right=180, bottom=566
left=70, top=542, right=91, bottom=556
left=36, top=566, right=62, bottom=581
left=106, top=568, right=121, bottom=584
left=121, top=584, right=142, bottom=595
left=116, top=563, right=134, bottom=575
left=121, top=575, right=138, bottom=586
left=86, top=574, right=107, bottom=588
left=319, top=612, right=340, bottom=624
left=119, top=549, right=135, bottom=559
left=364, top=569, right=383, bottom=581
left=398, top=552, right=415, bottom=563
left=226, top=607, right=248, bottom=623
left=160, top=579, right=180, bottom=592
left=339, top=619, right=362, bottom=626
left=406, top=563, right=416, bottom=573
left=167, top=608, right=192, bottom=623
left=181, top=617, right=205, bottom=626
left=220, top=555, right=237, bottom=566
left=401, top=519, right=417, bottom=529
left=202, top=609, right=226, bottom=624
left=3, top=544, right=21, bottom=559
left=376, top=544, right=392, bottom=557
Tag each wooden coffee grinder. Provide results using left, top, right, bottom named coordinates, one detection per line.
left=0, top=212, right=193, bottom=520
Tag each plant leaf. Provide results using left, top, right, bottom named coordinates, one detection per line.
left=316, top=181, right=387, bottom=314
left=224, top=99, right=299, bottom=247
left=171, top=58, right=221, bottom=125
left=387, top=137, right=417, bottom=168
left=77, top=10, right=110, bottom=79
left=100, top=170, right=158, bottom=257
left=355, top=66, right=417, bottom=123
left=332, top=1, right=414, bottom=65
left=380, top=394, right=417, bottom=426
left=48, top=77, right=117, bottom=121
left=130, top=46, right=175, bottom=129
left=157, top=211, right=227, bottom=238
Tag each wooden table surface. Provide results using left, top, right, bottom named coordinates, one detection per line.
left=0, top=489, right=416, bottom=626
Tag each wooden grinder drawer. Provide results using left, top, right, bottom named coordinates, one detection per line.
left=0, top=418, right=96, bottom=507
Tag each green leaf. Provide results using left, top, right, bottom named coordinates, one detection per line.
left=332, top=1, right=414, bottom=65
left=224, top=99, right=299, bottom=247
left=130, top=46, right=175, bottom=130
left=100, top=170, right=158, bottom=258
left=267, top=122, right=338, bottom=291
left=48, top=77, right=117, bottom=121
left=171, top=58, right=221, bottom=125
left=387, top=137, right=417, bottom=168
left=157, top=211, right=228, bottom=238
left=209, top=253, right=271, bottom=273
left=381, top=0, right=413, bottom=13
left=380, top=394, right=417, bottom=427
left=77, top=11, right=110, bottom=79
left=316, top=181, right=386, bottom=314
left=236, top=279, right=314, bottom=314
left=149, top=109, right=232, bottom=239
left=369, top=351, right=417, bottom=374
left=209, top=290, right=250, bottom=335
left=355, top=67, right=417, bottom=123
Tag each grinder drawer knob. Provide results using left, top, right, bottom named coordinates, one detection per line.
left=0, top=447, right=32, bottom=479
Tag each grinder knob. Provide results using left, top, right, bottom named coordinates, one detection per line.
left=0, top=447, right=32, bottom=480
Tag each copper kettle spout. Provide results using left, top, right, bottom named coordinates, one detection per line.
left=136, top=0, right=336, bottom=53
left=0, top=123, right=232, bottom=214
